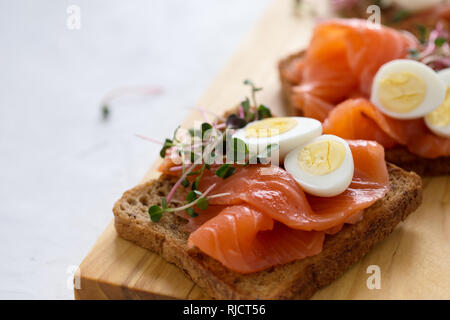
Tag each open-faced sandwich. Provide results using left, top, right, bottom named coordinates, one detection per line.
left=113, top=85, right=422, bottom=299
left=279, top=18, right=450, bottom=176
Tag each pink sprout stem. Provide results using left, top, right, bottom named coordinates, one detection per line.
left=238, top=105, right=245, bottom=118
left=422, top=55, right=450, bottom=67
left=420, top=30, right=439, bottom=59
left=214, top=123, right=226, bottom=129
left=134, top=134, right=164, bottom=145
left=192, top=107, right=225, bottom=121
left=196, top=106, right=210, bottom=122
left=102, top=85, right=163, bottom=106
left=166, top=164, right=196, bottom=203
left=169, top=165, right=184, bottom=172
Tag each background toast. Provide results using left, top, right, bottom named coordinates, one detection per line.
left=278, top=51, right=450, bottom=176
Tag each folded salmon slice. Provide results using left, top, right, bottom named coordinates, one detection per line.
left=287, top=19, right=449, bottom=158
left=323, top=98, right=450, bottom=158
left=188, top=205, right=325, bottom=274
left=179, top=140, right=389, bottom=273
left=293, top=19, right=416, bottom=122
left=194, top=140, right=389, bottom=231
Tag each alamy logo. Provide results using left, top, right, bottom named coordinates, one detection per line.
left=66, top=5, right=81, bottom=30
left=366, top=5, right=381, bottom=27
left=366, top=265, right=381, bottom=290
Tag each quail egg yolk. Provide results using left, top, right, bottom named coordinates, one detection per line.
left=425, top=88, right=450, bottom=127
left=245, top=117, right=297, bottom=138
left=378, top=72, right=426, bottom=113
left=297, top=140, right=346, bottom=176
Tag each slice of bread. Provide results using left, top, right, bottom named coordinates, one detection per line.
left=278, top=51, right=450, bottom=176
left=113, top=164, right=422, bottom=299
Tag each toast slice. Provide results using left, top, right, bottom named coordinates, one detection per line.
left=278, top=50, right=450, bottom=176
left=113, top=164, right=422, bottom=299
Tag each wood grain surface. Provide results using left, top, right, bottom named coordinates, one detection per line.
left=75, top=0, right=450, bottom=300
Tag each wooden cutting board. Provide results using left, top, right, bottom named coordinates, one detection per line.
left=75, top=0, right=450, bottom=300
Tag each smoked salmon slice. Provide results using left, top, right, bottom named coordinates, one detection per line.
left=172, top=139, right=390, bottom=273
left=323, top=98, right=450, bottom=158
left=192, top=140, right=389, bottom=232
left=188, top=205, right=325, bottom=274
left=292, top=19, right=416, bottom=122
left=287, top=19, right=449, bottom=158
left=186, top=140, right=388, bottom=273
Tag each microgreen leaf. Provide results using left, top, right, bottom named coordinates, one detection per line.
left=189, top=128, right=201, bottom=137
left=192, top=176, right=201, bottom=190
left=260, top=144, right=279, bottom=157
left=159, top=138, right=173, bottom=158
left=191, top=163, right=207, bottom=190
left=226, top=114, right=247, bottom=129
left=243, top=79, right=263, bottom=109
left=196, top=197, right=209, bottom=210
left=148, top=205, right=163, bottom=222
left=215, top=164, right=236, bottom=179
left=186, top=207, right=198, bottom=217
left=186, top=190, right=197, bottom=203
left=172, top=126, right=181, bottom=142
left=435, top=37, right=446, bottom=47
left=161, top=197, right=168, bottom=209
left=257, top=104, right=272, bottom=119
left=181, top=178, right=189, bottom=188
left=241, top=98, right=251, bottom=113
left=227, top=137, right=248, bottom=163
left=101, top=104, right=110, bottom=121
left=190, top=151, right=201, bottom=163
left=408, top=48, right=419, bottom=57
left=392, top=10, right=410, bottom=23
left=201, top=122, right=213, bottom=140
left=417, top=25, right=427, bottom=44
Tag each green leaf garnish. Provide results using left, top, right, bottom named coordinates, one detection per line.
left=435, top=37, right=446, bottom=47
left=186, top=207, right=198, bottom=217
left=196, top=197, right=209, bottom=210
left=392, top=10, right=410, bottom=23
left=226, top=114, right=247, bottom=129
left=241, top=98, right=251, bottom=114
left=159, top=138, right=174, bottom=158
left=181, top=178, right=189, bottom=188
left=201, top=122, right=213, bottom=140
left=188, top=128, right=201, bottom=137
left=148, top=205, right=163, bottom=222
left=408, top=48, right=419, bottom=57
left=417, top=25, right=427, bottom=44
left=227, top=137, right=248, bottom=163
left=257, top=105, right=272, bottom=119
left=101, top=104, right=110, bottom=121
left=190, top=151, right=201, bottom=163
left=215, top=164, right=236, bottom=179
left=191, top=163, right=207, bottom=190
left=260, top=143, right=279, bottom=157
left=172, top=126, right=181, bottom=142
left=161, top=197, right=168, bottom=209
left=243, top=79, right=263, bottom=109
left=186, top=190, right=197, bottom=203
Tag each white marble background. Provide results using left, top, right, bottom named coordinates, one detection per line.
left=0, top=0, right=271, bottom=299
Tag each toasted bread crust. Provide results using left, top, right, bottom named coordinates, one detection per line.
left=113, top=164, right=422, bottom=299
left=278, top=50, right=450, bottom=176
